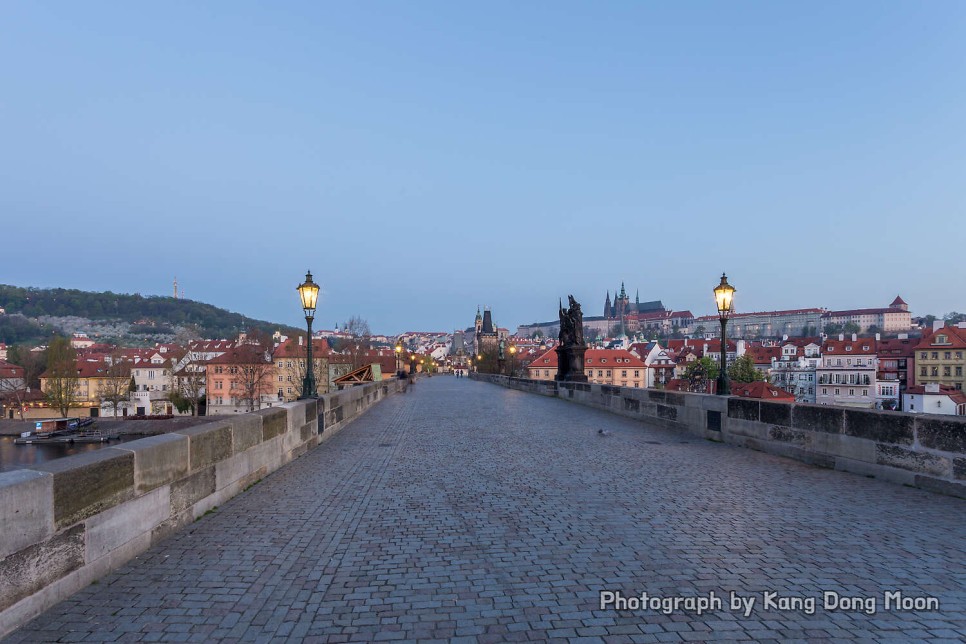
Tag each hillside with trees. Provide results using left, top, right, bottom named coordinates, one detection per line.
left=0, top=284, right=299, bottom=346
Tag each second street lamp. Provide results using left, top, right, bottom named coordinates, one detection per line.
left=394, top=343, right=402, bottom=377
left=713, top=272, right=736, bottom=396
left=296, top=270, right=320, bottom=399
left=509, top=345, right=517, bottom=377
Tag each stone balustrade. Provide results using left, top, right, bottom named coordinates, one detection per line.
left=473, top=374, right=965, bottom=499
left=0, top=379, right=405, bottom=638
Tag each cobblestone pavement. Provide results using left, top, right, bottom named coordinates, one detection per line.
left=6, top=377, right=965, bottom=643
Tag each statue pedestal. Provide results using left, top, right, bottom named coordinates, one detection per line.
left=554, top=345, right=589, bottom=382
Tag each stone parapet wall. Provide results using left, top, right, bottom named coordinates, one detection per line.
left=473, top=374, right=965, bottom=499
left=0, top=379, right=404, bottom=638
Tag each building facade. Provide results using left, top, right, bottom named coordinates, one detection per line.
left=816, top=336, right=878, bottom=408
left=913, top=324, right=966, bottom=391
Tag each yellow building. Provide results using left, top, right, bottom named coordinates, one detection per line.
left=914, top=324, right=966, bottom=391
left=527, top=349, right=648, bottom=388
left=272, top=338, right=331, bottom=402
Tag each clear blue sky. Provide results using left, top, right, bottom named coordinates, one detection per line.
left=2, top=2, right=964, bottom=334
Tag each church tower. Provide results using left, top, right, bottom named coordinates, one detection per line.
left=604, top=291, right=612, bottom=319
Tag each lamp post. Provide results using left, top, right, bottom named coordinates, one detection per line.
left=509, top=345, right=517, bottom=377
left=409, top=354, right=416, bottom=375
left=296, top=271, right=320, bottom=399
left=713, top=272, right=736, bottom=396
left=394, top=343, right=402, bottom=377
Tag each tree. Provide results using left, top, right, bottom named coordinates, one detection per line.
left=922, top=314, right=938, bottom=328
left=97, top=351, right=132, bottom=418
left=945, top=311, right=966, bottom=324
left=867, top=324, right=880, bottom=334
left=171, top=356, right=207, bottom=415
left=43, top=336, right=80, bottom=417
left=843, top=322, right=861, bottom=335
left=728, top=354, right=767, bottom=384
left=683, top=357, right=718, bottom=392
left=2, top=345, right=47, bottom=420
left=345, top=316, right=371, bottom=338
left=230, top=339, right=274, bottom=413
left=823, top=323, right=843, bottom=336
left=693, top=325, right=706, bottom=338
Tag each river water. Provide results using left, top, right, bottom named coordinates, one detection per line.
left=0, top=435, right=143, bottom=473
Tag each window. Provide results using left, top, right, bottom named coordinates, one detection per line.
left=215, top=381, right=223, bottom=390
left=148, top=371, right=155, bottom=378
left=921, top=352, right=928, bottom=360
left=862, top=389, right=867, bottom=396
left=278, top=388, right=283, bottom=398
left=849, top=389, right=855, bottom=396
left=956, top=367, right=963, bottom=377
left=621, top=370, right=627, bottom=377
left=945, top=352, right=952, bottom=360
left=277, top=361, right=283, bottom=368
left=287, top=387, right=293, bottom=394
left=944, top=367, right=951, bottom=377
left=936, top=335, right=948, bottom=344
left=278, top=376, right=284, bottom=382
left=598, top=370, right=603, bottom=377
left=957, top=352, right=963, bottom=359
left=932, top=367, right=939, bottom=376
left=606, top=371, right=611, bottom=377
left=634, top=370, right=640, bottom=378
left=932, top=352, right=939, bottom=359
left=921, top=367, right=927, bottom=376
left=544, top=370, right=549, bottom=377
left=835, top=388, right=840, bottom=395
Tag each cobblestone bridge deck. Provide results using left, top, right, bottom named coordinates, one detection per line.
left=5, top=377, right=964, bottom=642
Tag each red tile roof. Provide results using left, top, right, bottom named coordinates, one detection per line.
left=732, top=381, right=795, bottom=401
left=207, top=345, right=271, bottom=365
left=822, top=339, right=877, bottom=356
left=914, top=325, right=966, bottom=350
left=528, top=348, right=646, bottom=369
left=0, top=360, right=25, bottom=379
left=273, top=338, right=331, bottom=358
left=745, top=346, right=781, bottom=364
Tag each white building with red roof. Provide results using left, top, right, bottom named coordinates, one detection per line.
left=816, top=335, right=887, bottom=408
left=903, top=383, right=966, bottom=416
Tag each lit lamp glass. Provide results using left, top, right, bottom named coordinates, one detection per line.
left=713, top=273, right=735, bottom=319
left=297, top=271, right=320, bottom=319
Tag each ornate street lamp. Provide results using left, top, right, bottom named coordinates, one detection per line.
left=509, top=345, right=517, bottom=377
left=409, top=354, right=416, bottom=375
left=713, top=272, right=736, bottom=396
left=296, top=271, right=320, bottom=399
left=394, top=343, right=402, bottom=377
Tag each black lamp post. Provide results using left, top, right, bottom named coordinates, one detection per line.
left=409, top=354, right=416, bottom=375
left=509, top=345, right=517, bottom=377
left=713, top=272, right=735, bottom=395
left=296, top=271, right=320, bottom=399
left=394, top=343, right=402, bottom=377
